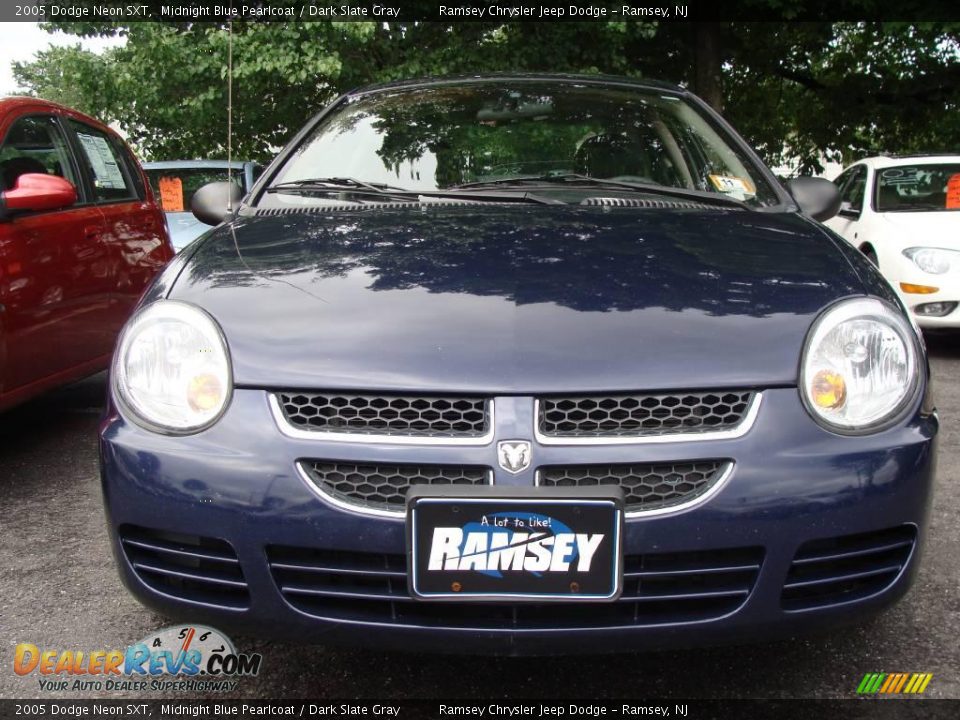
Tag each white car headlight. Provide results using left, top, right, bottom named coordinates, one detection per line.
left=114, top=301, right=232, bottom=433
left=903, top=247, right=960, bottom=275
left=801, top=298, right=921, bottom=433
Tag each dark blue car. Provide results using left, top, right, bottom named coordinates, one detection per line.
left=100, top=75, right=937, bottom=654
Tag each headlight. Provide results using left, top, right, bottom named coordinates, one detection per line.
left=801, top=298, right=920, bottom=433
left=114, top=301, right=232, bottom=433
left=903, top=247, right=960, bottom=275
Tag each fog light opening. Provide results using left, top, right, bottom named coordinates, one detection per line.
left=914, top=301, right=958, bottom=318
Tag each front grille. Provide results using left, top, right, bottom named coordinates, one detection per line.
left=538, top=391, right=755, bottom=438
left=118, top=525, right=249, bottom=609
left=538, top=460, right=729, bottom=512
left=301, top=461, right=490, bottom=512
left=276, top=392, right=489, bottom=438
left=782, top=525, right=916, bottom=611
left=267, top=545, right=763, bottom=629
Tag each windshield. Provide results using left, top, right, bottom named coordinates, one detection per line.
left=874, top=163, right=960, bottom=212
left=263, top=81, right=779, bottom=207
left=145, top=168, right=245, bottom=213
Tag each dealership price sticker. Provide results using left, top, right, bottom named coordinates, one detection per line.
left=946, top=173, right=960, bottom=209
left=158, top=176, right=185, bottom=212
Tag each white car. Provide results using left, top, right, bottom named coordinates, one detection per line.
left=824, top=155, right=960, bottom=328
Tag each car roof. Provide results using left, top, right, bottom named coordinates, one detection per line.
left=347, top=73, right=688, bottom=98
left=0, top=95, right=118, bottom=136
left=854, top=155, right=960, bottom=169
left=143, top=160, right=254, bottom=170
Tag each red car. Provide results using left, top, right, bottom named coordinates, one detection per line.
left=0, top=97, right=173, bottom=411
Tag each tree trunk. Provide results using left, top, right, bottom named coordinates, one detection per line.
left=694, top=22, right=724, bottom=112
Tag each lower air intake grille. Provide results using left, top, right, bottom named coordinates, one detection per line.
left=538, top=391, right=755, bottom=438
left=267, top=545, right=763, bottom=630
left=276, top=392, right=489, bottom=437
left=301, top=461, right=490, bottom=512
left=538, top=460, right=729, bottom=512
left=782, top=525, right=916, bottom=611
left=118, top=525, right=248, bottom=609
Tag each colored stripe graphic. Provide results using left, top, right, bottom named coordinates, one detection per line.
left=857, top=673, right=932, bottom=694
left=879, top=674, right=896, bottom=693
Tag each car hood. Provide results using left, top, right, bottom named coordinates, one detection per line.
left=168, top=205, right=866, bottom=393
left=880, top=211, right=960, bottom=246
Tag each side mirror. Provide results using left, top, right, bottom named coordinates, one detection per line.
left=1, top=173, right=77, bottom=214
left=786, top=177, right=842, bottom=222
left=191, top=181, right=243, bottom=226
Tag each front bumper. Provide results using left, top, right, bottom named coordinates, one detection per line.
left=100, top=387, right=937, bottom=655
left=892, top=263, right=960, bottom=327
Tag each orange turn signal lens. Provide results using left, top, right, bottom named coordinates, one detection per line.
left=900, top=283, right=939, bottom=294
left=187, top=373, right=223, bottom=412
left=811, top=370, right=846, bottom=410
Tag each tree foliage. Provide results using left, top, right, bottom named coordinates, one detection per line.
left=12, top=17, right=960, bottom=173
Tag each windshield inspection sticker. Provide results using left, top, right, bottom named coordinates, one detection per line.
left=708, top=174, right=755, bottom=200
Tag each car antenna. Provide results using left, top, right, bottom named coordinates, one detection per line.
left=226, top=10, right=234, bottom=216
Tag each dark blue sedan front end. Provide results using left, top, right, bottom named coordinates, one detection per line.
left=100, top=75, right=937, bottom=654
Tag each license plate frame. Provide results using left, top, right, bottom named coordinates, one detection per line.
left=407, top=485, right=624, bottom=602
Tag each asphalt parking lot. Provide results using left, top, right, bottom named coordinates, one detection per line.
left=2, top=337, right=959, bottom=701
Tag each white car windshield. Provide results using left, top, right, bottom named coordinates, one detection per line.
left=875, top=163, right=960, bottom=212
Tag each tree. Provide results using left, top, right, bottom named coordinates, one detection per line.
left=11, top=44, right=115, bottom=117
left=12, top=18, right=960, bottom=172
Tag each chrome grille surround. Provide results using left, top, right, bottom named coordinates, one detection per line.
left=270, top=394, right=494, bottom=445
left=535, top=391, right=761, bottom=445
left=537, top=460, right=732, bottom=515
left=299, top=460, right=493, bottom=516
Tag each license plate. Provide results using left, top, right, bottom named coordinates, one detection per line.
left=407, top=485, right=623, bottom=602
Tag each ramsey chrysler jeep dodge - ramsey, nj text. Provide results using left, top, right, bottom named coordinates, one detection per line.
left=99, top=74, right=936, bottom=654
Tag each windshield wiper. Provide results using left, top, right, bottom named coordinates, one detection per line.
left=265, top=176, right=562, bottom=205
left=453, top=173, right=751, bottom=209
left=266, top=177, right=413, bottom=196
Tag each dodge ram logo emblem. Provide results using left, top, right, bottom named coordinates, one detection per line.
left=497, top=440, right=532, bottom=474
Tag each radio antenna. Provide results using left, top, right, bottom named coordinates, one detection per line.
left=226, top=9, right=234, bottom=214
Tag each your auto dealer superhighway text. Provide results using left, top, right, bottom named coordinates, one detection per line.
left=439, top=706, right=679, bottom=717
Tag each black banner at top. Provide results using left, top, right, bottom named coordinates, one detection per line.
left=6, top=0, right=960, bottom=23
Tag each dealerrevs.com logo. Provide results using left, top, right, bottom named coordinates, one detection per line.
left=14, top=625, right=262, bottom=693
